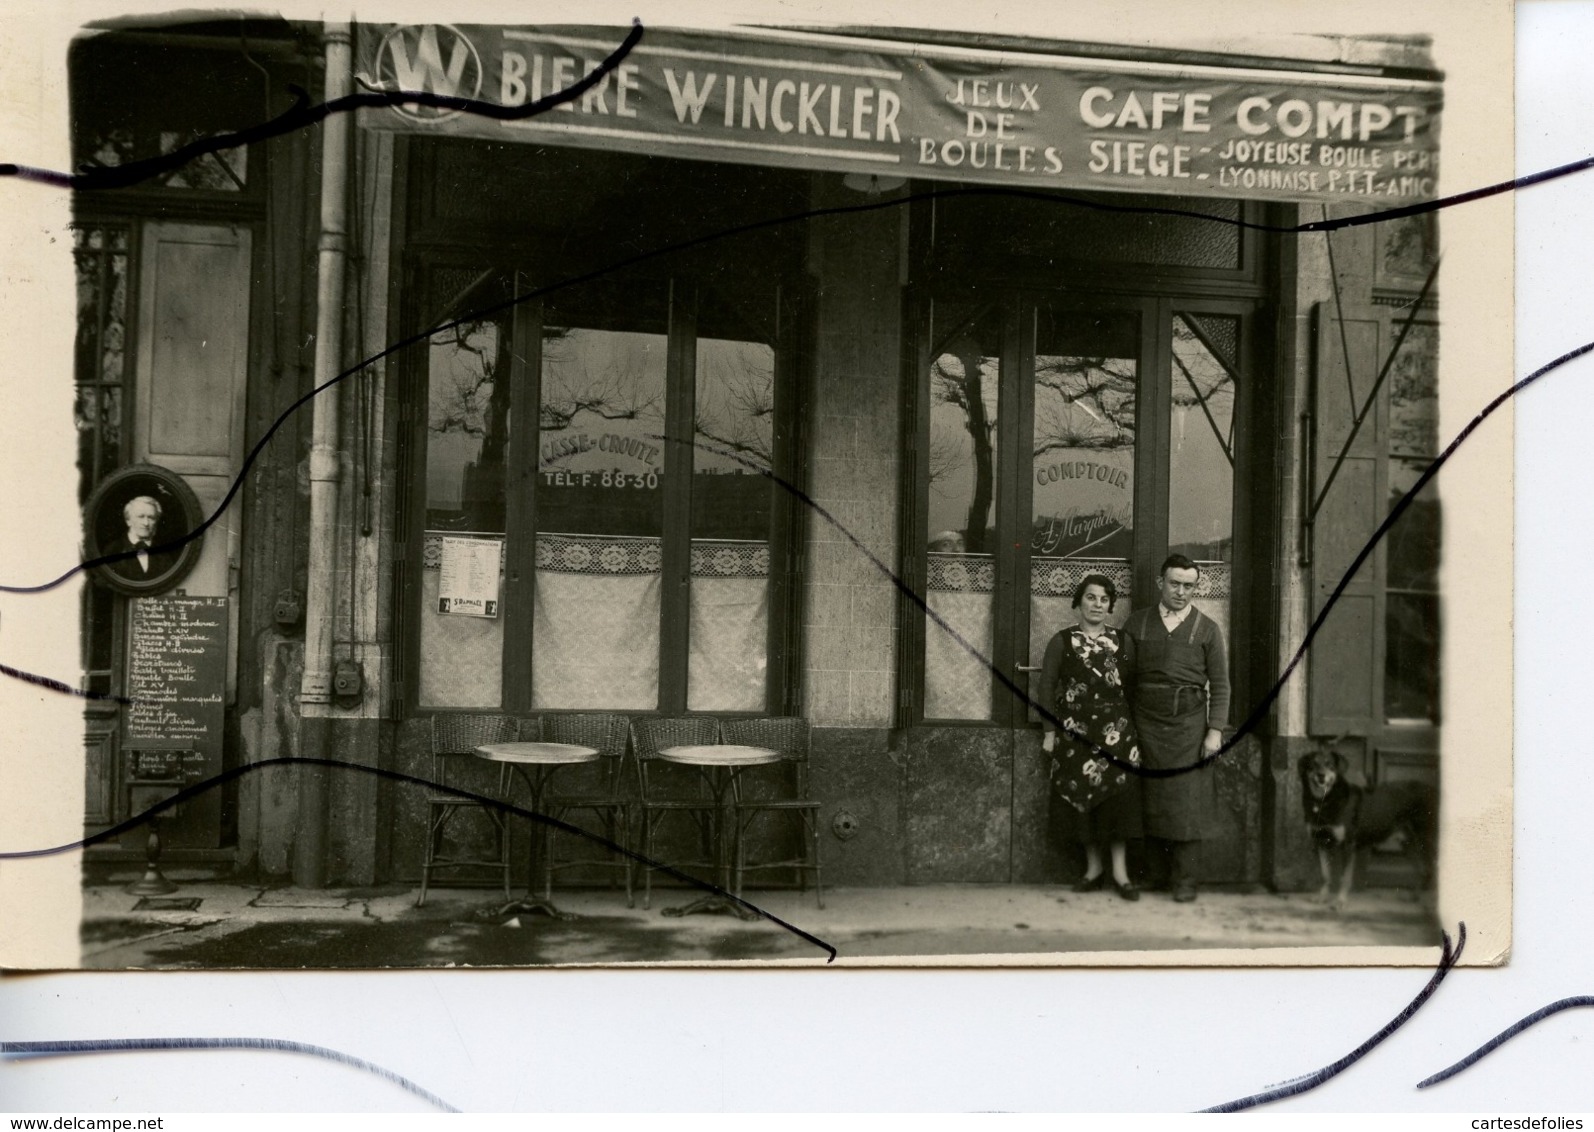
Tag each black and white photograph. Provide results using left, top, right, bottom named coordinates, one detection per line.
left=83, top=461, right=205, bottom=594
left=0, top=0, right=1512, bottom=979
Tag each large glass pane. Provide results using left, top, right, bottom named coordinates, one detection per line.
left=924, top=302, right=1002, bottom=720
left=1168, top=312, right=1238, bottom=641
left=1385, top=321, right=1441, bottom=725
left=532, top=281, right=669, bottom=710
left=1386, top=457, right=1441, bottom=723
left=1028, top=308, right=1138, bottom=672
left=418, top=314, right=509, bottom=708
left=688, top=289, right=777, bottom=711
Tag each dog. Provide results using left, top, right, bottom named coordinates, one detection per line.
left=1297, top=745, right=1437, bottom=911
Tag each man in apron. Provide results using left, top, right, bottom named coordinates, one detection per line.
left=1122, top=554, right=1230, bottom=902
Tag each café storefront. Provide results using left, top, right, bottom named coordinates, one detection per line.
left=74, top=19, right=1443, bottom=892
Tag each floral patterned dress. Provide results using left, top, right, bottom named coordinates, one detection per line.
left=1042, top=626, right=1144, bottom=840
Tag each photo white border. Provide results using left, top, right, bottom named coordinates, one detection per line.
left=0, top=0, right=1562, bottom=1110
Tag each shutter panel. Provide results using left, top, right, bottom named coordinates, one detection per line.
left=1307, top=302, right=1385, bottom=736
left=134, top=221, right=251, bottom=690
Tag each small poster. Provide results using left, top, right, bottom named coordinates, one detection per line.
left=437, top=536, right=502, bottom=617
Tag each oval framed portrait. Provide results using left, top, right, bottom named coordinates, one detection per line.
left=83, top=463, right=206, bottom=596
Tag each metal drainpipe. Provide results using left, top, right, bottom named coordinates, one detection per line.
left=294, top=20, right=352, bottom=888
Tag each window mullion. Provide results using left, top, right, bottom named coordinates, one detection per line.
left=1135, top=297, right=1173, bottom=600
left=660, top=280, right=697, bottom=714
left=769, top=281, right=807, bottom=716
left=502, top=284, right=541, bottom=713
left=990, top=298, right=1028, bottom=727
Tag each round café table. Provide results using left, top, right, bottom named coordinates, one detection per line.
left=658, top=743, right=780, bottom=920
left=474, top=740, right=599, bottom=919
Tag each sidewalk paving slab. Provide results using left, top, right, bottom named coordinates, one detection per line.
left=78, top=879, right=1441, bottom=968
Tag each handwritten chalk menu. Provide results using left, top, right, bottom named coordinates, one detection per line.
left=438, top=536, right=502, bottom=617
left=124, top=594, right=228, bottom=848
left=127, top=595, right=228, bottom=744
left=126, top=743, right=208, bottom=783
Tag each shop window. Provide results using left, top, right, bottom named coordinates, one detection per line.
left=409, top=270, right=800, bottom=715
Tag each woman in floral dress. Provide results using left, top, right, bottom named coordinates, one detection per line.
left=1040, top=573, right=1143, bottom=901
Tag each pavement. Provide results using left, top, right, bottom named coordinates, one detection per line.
left=79, top=873, right=1442, bottom=968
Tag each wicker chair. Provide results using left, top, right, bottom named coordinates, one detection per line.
left=630, top=716, right=721, bottom=909
left=418, top=713, right=519, bottom=906
left=540, top=713, right=634, bottom=906
left=725, top=716, right=823, bottom=907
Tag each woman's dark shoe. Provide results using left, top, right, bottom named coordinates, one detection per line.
left=1072, top=872, right=1108, bottom=893
left=1113, top=880, right=1140, bottom=902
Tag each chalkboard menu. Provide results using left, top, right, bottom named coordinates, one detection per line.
left=126, top=743, right=208, bottom=783
left=125, top=594, right=228, bottom=848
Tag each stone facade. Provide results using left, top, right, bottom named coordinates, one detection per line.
left=802, top=176, right=903, bottom=729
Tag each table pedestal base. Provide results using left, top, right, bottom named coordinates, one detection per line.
left=662, top=893, right=759, bottom=920
left=653, top=748, right=782, bottom=923
left=475, top=896, right=578, bottom=922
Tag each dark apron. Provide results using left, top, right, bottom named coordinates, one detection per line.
left=1132, top=631, right=1216, bottom=842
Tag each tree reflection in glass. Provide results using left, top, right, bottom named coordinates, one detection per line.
left=690, top=330, right=776, bottom=712
left=924, top=304, right=1002, bottom=720
left=532, top=284, right=669, bottom=710
left=1027, top=309, right=1139, bottom=674
left=425, top=317, right=509, bottom=533
left=1031, top=310, right=1139, bottom=563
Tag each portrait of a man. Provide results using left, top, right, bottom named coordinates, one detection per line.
left=83, top=464, right=204, bottom=595
left=104, top=495, right=173, bottom=581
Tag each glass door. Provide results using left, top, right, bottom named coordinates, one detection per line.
left=917, top=293, right=1245, bottom=727
left=1022, top=304, right=1146, bottom=697
left=918, top=295, right=1153, bottom=725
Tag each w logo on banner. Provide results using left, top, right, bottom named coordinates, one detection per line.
left=372, top=24, right=483, bottom=122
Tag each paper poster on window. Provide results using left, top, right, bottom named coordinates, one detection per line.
left=437, top=536, right=502, bottom=617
